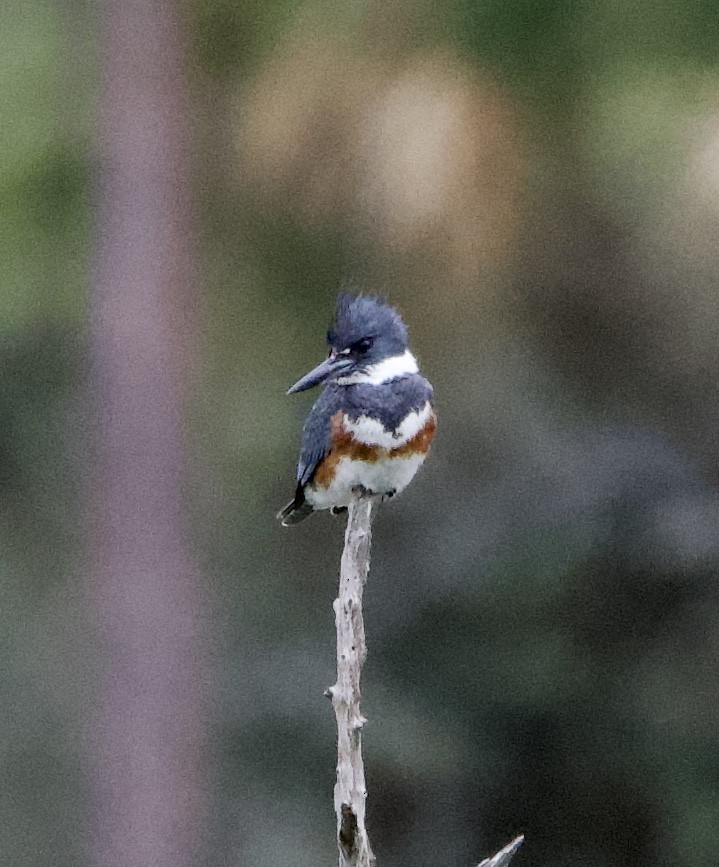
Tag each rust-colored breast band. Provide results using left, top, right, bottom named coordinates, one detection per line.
left=312, top=411, right=437, bottom=489
left=394, top=412, right=437, bottom=457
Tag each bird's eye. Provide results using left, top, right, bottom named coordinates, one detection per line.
left=351, top=337, right=373, bottom=354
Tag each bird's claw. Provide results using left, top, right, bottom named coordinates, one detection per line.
left=350, top=485, right=396, bottom=504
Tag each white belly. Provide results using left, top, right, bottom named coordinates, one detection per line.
left=306, top=452, right=427, bottom=510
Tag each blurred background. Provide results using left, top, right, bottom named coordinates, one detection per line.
left=3, top=0, right=719, bottom=864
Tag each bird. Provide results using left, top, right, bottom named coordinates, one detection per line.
left=278, top=294, right=436, bottom=526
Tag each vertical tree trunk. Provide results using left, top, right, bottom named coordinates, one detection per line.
left=90, top=2, right=207, bottom=865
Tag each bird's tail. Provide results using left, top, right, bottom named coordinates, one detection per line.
left=277, top=488, right=314, bottom=526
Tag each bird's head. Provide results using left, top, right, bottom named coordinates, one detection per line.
left=287, top=294, right=412, bottom=394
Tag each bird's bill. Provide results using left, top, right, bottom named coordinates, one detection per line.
left=286, top=355, right=353, bottom=394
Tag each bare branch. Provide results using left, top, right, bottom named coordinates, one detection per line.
left=328, top=496, right=376, bottom=867
left=326, top=496, right=523, bottom=867
left=476, top=835, right=525, bottom=867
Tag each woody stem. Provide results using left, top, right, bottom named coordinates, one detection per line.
left=328, top=495, right=376, bottom=867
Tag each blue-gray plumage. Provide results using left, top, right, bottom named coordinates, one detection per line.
left=296, top=375, right=434, bottom=486
left=341, top=377, right=434, bottom=430
left=328, top=294, right=408, bottom=362
left=296, top=386, right=338, bottom=487
left=278, top=294, right=436, bottom=526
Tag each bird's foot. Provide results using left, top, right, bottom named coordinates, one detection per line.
left=351, top=485, right=396, bottom=504
left=351, top=484, right=378, bottom=500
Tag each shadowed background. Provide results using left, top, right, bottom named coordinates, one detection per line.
left=3, top=0, right=719, bottom=864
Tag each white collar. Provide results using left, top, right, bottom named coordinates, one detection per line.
left=336, top=349, right=419, bottom=385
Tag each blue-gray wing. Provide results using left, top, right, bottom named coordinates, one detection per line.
left=296, top=387, right=343, bottom=486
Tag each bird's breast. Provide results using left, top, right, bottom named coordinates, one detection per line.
left=343, top=401, right=434, bottom=448
left=306, top=404, right=436, bottom=509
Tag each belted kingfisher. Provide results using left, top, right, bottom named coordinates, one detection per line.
left=278, top=294, right=436, bottom=526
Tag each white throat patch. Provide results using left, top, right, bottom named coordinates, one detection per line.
left=336, top=349, right=419, bottom=386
